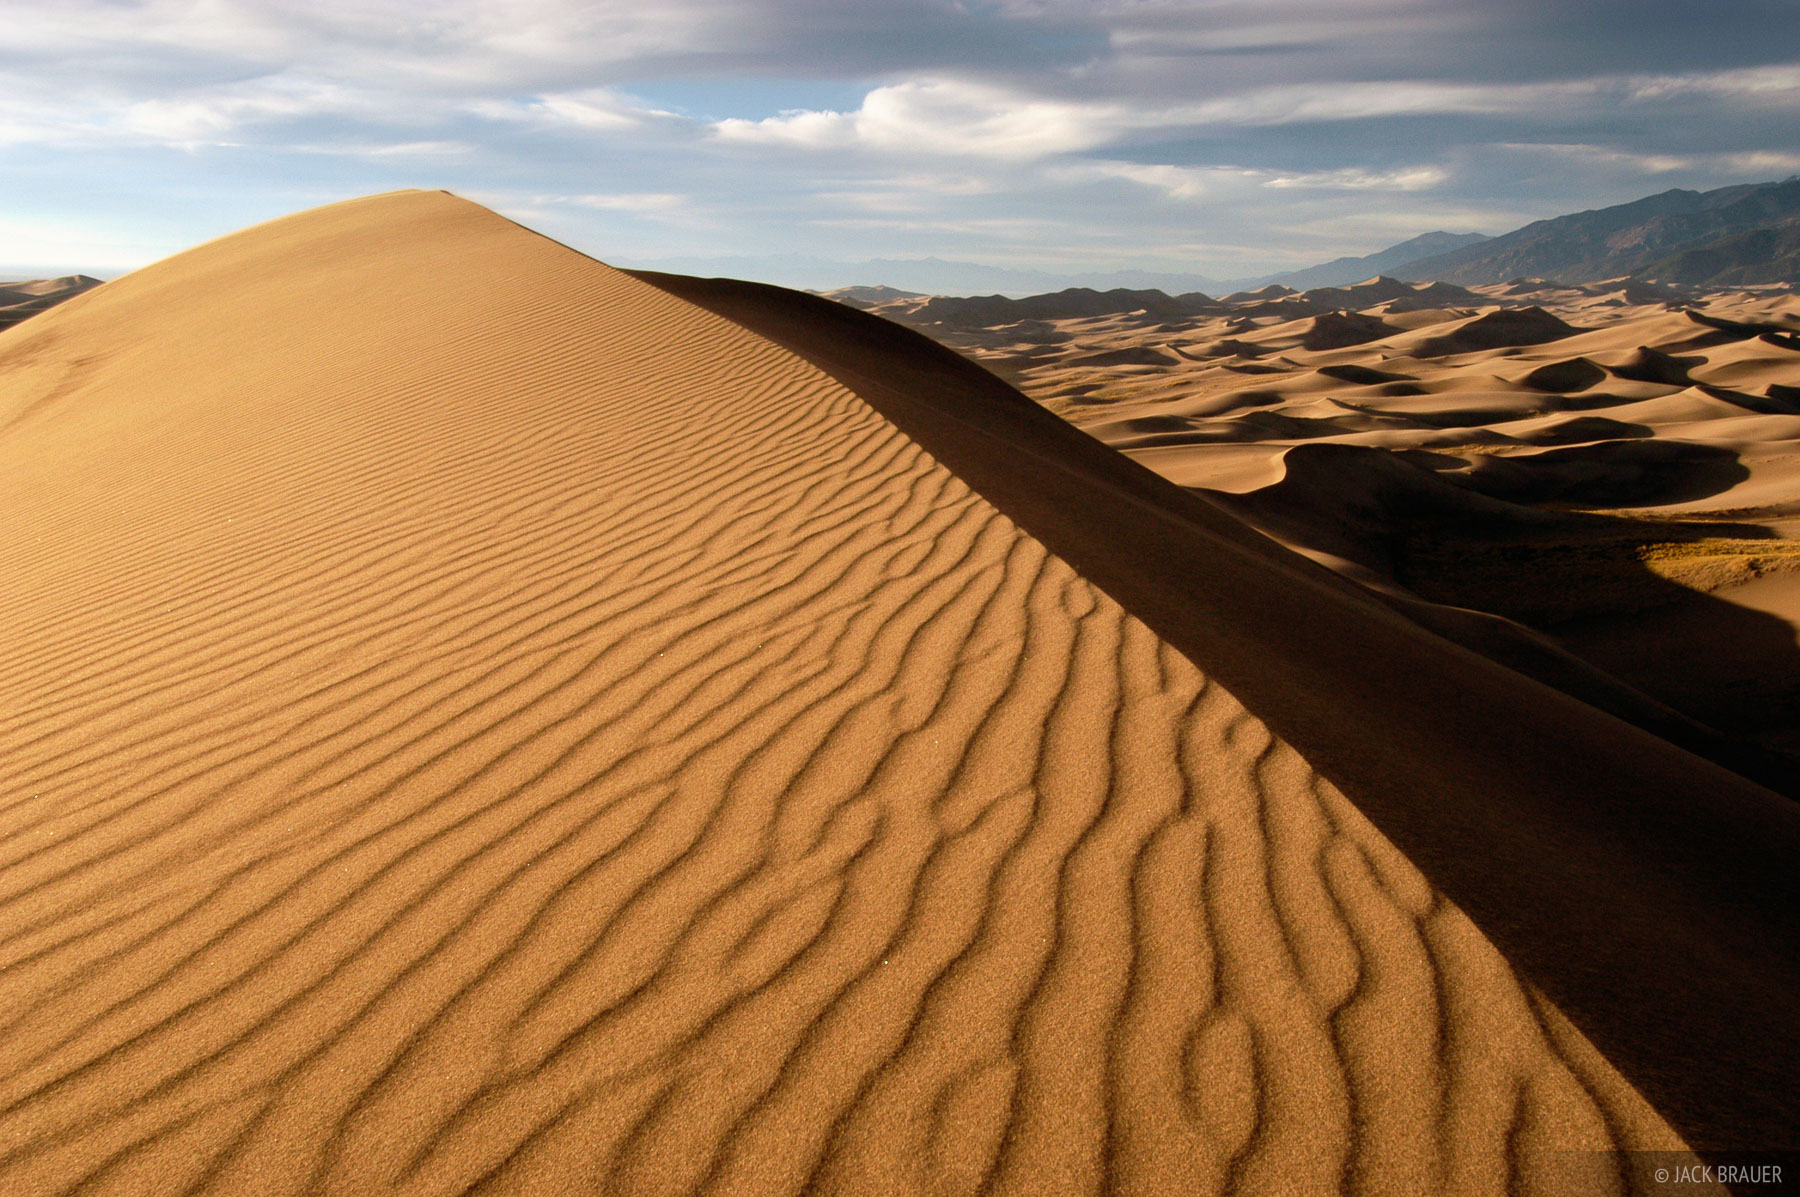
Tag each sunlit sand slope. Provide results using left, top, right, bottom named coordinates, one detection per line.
left=0, top=192, right=1694, bottom=1194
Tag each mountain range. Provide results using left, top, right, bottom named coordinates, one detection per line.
left=1227, top=231, right=1492, bottom=292
left=637, top=179, right=1800, bottom=298
left=613, top=252, right=1229, bottom=297
left=1398, top=178, right=1800, bottom=287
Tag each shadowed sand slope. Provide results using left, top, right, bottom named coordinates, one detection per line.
left=0, top=191, right=1751, bottom=1195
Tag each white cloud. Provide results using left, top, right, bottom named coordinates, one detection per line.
left=0, top=1, right=739, bottom=89
left=1625, top=63, right=1800, bottom=103
left=120, top=81, right=361, bottom=146
left=0, top=1, right=719, bottom=151
left=1497, top=143, right=1695, bottom=174
left=712, top=79, right=1125, bottom=160
left=1172, top=79, right=1598, bottom=126
left=1498, top=143, right=1800, bottom=178
left=1074, top=161, right=1222, bottom=200
left=1722, top=150, right=1800, bottom=175
left=537, top=192, right=691, bottom=213
left=302, top=139, right=476, bottom=157
left=1131, top=63, right=1800, bottom=131
left=1262, top=166, right=1448, bottom=191
left=1049, top=160, right=1445, bottom=200
left=708, top=76, right=1556, bottom=159
left=476, top=89, right=681, bottom=131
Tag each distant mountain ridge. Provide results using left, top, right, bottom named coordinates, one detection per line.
left=617, top=252, right=1226, bottom=297
left=629, top=180, right=1800, bottom=296
left=1397, top=179, right=1800, bottom=286
left=1244, top=231, right=1492, bottom=292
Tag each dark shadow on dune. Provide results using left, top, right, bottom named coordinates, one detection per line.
left=1216, top=441, right=1800, bottom=797
left=1063, top=345, right=1181, bottom=368
left=1511, top=415, right=1653, bottom=445
left=1410, top=306, right=1579, bottom=357
left=1521, top=356, right=1607, bottom=392
left=1699, top=383, right=1800, bottom=416
left=1408, top=534, right=1800, bottom=790
left=1610, top=346, right=1705, bottom=386
left=1679, top=308, right=1800, bottom=351
left=1094, top=408, right=1439, bottom=449
left=1299, top=311, right=1399, bottom=350
left=1316, top=362, right=1416, bottom=385
left=1177, top=387, right=1288, bottom=418
left=1191, top=337, right=1269, bottom=359
left=1329, top=389, right=1647, bottom=430
left=629, top=270, right=1800, bottom=1162
left=1435, top=439, right=1751, bottom=507
left=1096, top=408, right=1668, bottom=455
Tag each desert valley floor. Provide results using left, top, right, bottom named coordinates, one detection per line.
left=0, top=192, right=1795, bottom=1196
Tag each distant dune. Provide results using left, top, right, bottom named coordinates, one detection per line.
left=0, top=275, right=104, bottom=331
left=814, top=284, right=926, bottom=309
left=2, top=191, right=1793, bottom=1195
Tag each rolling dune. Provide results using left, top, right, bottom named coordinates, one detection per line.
left=0, top=276, right=102, bottom=332
left=893, top=275, right=1800, bottom=782
left=0, top=191, right=1757, bottom=1194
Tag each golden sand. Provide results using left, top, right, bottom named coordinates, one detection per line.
left=3, top=193, right=1783, bottom=1195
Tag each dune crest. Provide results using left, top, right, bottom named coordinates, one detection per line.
left=0, top=192, right=1713, bottom=1194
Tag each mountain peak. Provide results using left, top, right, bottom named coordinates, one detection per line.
left=1397, top=178, right=1800, bottom=286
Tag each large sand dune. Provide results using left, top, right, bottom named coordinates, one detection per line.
left=0, top=192, right=1788, bottom=1194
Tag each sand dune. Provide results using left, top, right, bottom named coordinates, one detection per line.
left=0, top=275, right=103, bottom=331
left=0, top=192, right=1785, bottom=1194
left=903, top=276, right=1800, bottom=781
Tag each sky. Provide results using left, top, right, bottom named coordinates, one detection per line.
left=4, top=0, right=1799, bottom=288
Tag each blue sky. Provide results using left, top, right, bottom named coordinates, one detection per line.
left=4, top=1, right=1798, bottom=287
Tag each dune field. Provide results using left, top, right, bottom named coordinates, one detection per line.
left=877, top=279, right=1800, bottom=785
left=2, top=192, right=1795, bottom=1195
left=0, top=277, right=103, bottom=333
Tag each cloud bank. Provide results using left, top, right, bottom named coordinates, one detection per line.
left=2, top=0, right=1795, bottom=283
